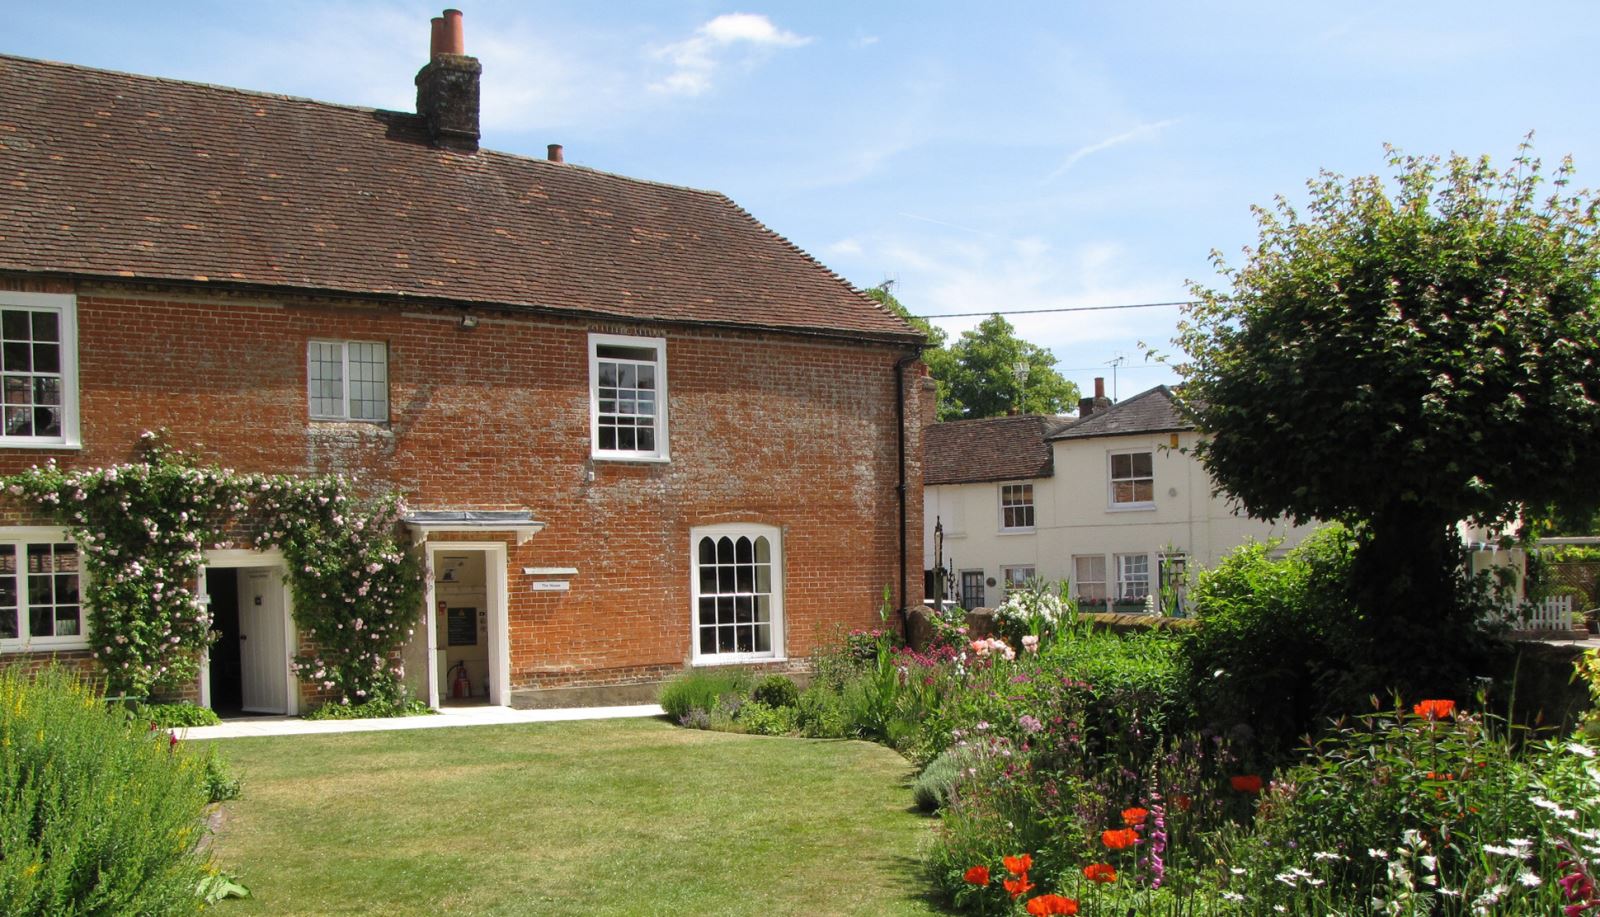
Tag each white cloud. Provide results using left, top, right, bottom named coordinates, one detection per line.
left=1047, top=118, right=1180, bottom=180
left=825, top=238, right=865, bottom=257
left=649, top=13, right=810, bottom=96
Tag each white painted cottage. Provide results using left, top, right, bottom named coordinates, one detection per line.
left=922, top=381, right=1315, bottom=613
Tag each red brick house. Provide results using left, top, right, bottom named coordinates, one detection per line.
left=0, top=11, right=927, bottom=713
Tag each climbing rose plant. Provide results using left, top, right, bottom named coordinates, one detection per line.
left=6, top=435, right=423, bottom=705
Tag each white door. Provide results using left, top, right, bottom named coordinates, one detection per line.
left=240, top=569, right=288, bottom=714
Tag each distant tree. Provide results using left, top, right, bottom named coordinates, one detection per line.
left=943, top=315, right=1078, bottom=420
left=1175, top=142, right=1600, bottom=684
left=868, top=285, right=1078, bottom=420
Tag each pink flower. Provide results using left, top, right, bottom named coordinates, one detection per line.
left=1021, top=635, right=1039, bottom=653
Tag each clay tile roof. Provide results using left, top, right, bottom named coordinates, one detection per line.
left=1049, top=385, right=1191, bottom=441
left=0, top=54, right=921, bottom=343
left=924, top=414, right=1070, bottom=485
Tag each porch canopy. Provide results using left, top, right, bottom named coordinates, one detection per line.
left=403, top=510, right=545, bottom=545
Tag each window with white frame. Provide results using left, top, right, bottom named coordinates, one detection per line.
left=590, top=334, right=668, bottom=460
left=691, top=525, right=781, bottom=662
left=1001, top=565, right=1035, bottom=594
left=1116, top=553, right=1151, bottom=602
left=307, top=340, right=388, bottom=422
left=1073, top=555, right=1108, bottom=608
left=1109, top=450, right=1155, bottom=508
left=0, top=536, right=83, bottom=650
left=0, top=293, right=78, bottom=448
left=999, top=482, right=1034, bottom=531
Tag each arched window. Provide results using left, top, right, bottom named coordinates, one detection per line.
left=689, top=524, right=783, bottom=662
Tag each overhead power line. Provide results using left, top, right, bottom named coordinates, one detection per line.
left=913, top=299, right=1197, bottom=319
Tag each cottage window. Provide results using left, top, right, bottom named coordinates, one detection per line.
left=307, top=340, right=388, bottom=422
left=999, top=483, right=1034, bottom=531
left=1001, top=565, right=1035, bottom=594
left=0, top=293, right=79, bottom=448
left=1073, top=555, right=1108, bottom=610
left=1116, top=553, right=1151, bottom=602
left=589, top=334, right=668, bottom=461
left=0, top=537, right=84, bottom=651
left=691, top=524, right=782, bottom=663
left=1109, top=450, right=1154, bottom=508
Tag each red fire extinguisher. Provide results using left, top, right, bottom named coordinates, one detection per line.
left=449, top=661, right=471, bottom=700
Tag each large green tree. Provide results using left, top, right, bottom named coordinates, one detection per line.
left=1176, top=143, right=1600, bottom=684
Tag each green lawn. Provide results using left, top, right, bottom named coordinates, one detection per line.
left=207, top=717, right=948, bottom=916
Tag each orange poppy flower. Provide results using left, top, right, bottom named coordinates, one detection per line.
left=1003, top=853, right=1033, bottom=876
left=1121, top=806, right=1150, bottom=827
left=963, top=865, right=990, bottom=886
left=1026, top=894, right=1080, bottom=915
left=1413, top=699, right=1455, bottom=720
left=1175, top=793, right=1193, bottom=812
left=1082, top=863, right=1118, bottom=883
left=1003, top=875, right=1036, bottom=899
left=1101, top=828, right=1139, bottom=850
left=1230, top=774, right=1263, bottom=794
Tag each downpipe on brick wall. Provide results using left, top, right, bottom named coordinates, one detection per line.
left=894, top=351, right=919, bottom=638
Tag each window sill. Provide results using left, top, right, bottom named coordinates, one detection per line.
left=3, top=640, right=90, bottom=653
left=692, top=654, right=786, bottom=667
left=0, top=437, right=82, bottom=451
left=592, top=452, right=671, bottom=464
left=1106, top=504, right=1156, bottom=513
left=997, top=528, right=1036, bottom=536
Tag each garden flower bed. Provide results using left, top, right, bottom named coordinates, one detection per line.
left=661, top=532, right=1600, bottom=914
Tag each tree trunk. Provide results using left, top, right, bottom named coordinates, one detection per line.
left=1348, top=514, right=1484, bottom=700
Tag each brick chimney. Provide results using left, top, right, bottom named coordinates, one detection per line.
left=415, top=9, right=481, bottom=152
left=1078, top=376, right=1113, bottom=417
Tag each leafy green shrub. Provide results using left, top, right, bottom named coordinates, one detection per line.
left=134, top=701, right=221, bottom=729
left=305, top=692, right=433, bottom=720
left=750, top=674, right=799, bottom=709
left=1181, top=526, right=1366, bottom=754
left=795, top=684, right=848, bottom=738
left=733, top=699, right=800, bottom=736
left=912, top=745, right=969, bottom=812
left=201, top=748, right=243, bottom=802
left=658, top=669, right=750, bottom=724
left=0, top=667, right=216, bottom=915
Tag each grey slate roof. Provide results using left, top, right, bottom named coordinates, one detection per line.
left=1049, top=385, right=1191, bottom=441
left=923, top=414, right=1071, bottom=485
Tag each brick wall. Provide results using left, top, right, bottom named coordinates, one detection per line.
left=0, top=278, right=924, bottom=694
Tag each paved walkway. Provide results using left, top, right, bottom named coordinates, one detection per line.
left=178, top=703, right=665, bottom=740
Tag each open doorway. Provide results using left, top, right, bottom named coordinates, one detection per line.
left=203, top=561, right=294, bottom=716
left=434, top=550, right=490, bottom=705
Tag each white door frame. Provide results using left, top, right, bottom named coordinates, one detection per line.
left=423, top=541, right=509, bottom=708
left=198, top=549, right=299, bottom=716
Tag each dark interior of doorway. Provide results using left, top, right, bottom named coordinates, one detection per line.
left=206, top=568, right=244, bottom=717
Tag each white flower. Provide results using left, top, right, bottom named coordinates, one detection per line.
left=1313, top=851, right=1345, bottom=861
left=1369, top=848, right=1390, bottom=860
left=1516, top=870, right=1542, bottom=888
left=1568, top=742, right=1597, bottom=758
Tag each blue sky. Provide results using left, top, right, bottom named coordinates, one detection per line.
left=9, top=2, right=1598, bottom=401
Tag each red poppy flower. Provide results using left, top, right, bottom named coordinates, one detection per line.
left=1003, top=853, right=1033, bottom=876
left=963, top=865, right=990, bottom=886
left=1003, top=875, right=1036, bottom=899
left=1230, top=774, right=1263, bottom=794
left=1121, top=806, right=1150, bottom=827
left=1413, top=699, right=1456, bottom=720
left=1175, top=793, right=1193, bottom=811
left=1101, top=828, right=1139, bottom=850
left=1083, top=863, right=1118, bottom=883
left=1026, top=894, right=1080, bottom=915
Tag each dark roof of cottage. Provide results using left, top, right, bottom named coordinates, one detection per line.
left=924, top=414, right=1070, bottom=485
left=1049, top=385, right=1191, bottom=441
left=0, top=54, right=920, bottom=344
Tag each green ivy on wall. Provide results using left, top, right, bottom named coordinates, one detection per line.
left=6, top=433, right=423, bottom=706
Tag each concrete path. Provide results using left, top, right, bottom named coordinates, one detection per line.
left=178, top=703, right=665, bottom=740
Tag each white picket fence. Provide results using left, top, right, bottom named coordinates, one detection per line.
left=1492, top=594, right=1580, bottom=632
